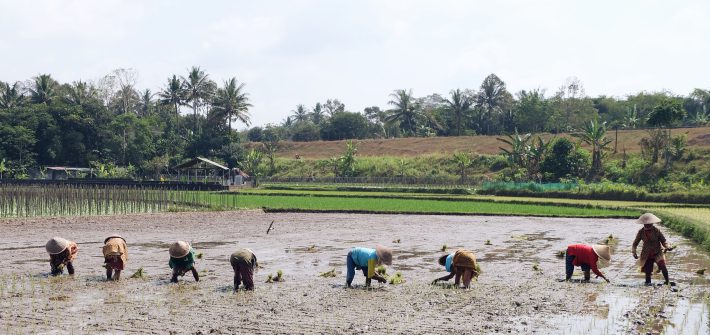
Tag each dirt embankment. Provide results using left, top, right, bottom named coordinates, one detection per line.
left=1, top=211, right=708, bottom=334
left=248, top=126, right=710, bottom=159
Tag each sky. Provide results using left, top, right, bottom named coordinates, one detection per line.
left=1, top=0, right=708, bottom=127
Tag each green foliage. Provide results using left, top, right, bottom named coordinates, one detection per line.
left=320, top=112, right=369, bottom=140
left=290, top=121, right=321, bottom=142
left=540, top=138, right=590, bottom=181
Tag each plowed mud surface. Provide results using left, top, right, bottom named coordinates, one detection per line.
left=1, top=211, right=708, bottom=334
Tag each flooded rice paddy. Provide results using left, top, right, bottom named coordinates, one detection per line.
left=1, top=211, right=709, bottom=334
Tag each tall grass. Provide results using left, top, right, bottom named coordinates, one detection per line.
left=0, top=185, right=237, bottom=218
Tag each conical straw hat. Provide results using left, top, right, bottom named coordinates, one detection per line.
left=375, top=245, right=393, bottom=265
left=104, top=234, right=126, bottom=244
left=169, top=241, right=191, bottom=258
left=636, top=213, right=661, bottom=225
left=46, top=237, right=69, bottom=255
left=592, top=245, right=611, bottom=262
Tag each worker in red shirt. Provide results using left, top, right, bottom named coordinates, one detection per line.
left=565, top=244, right=611, bottom=283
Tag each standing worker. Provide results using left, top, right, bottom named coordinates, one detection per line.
left=169, top=241, right=200, bottom=283
left=230, top=248, right=258, bottom=292
left=432, top=249, right=480, bottom=288
left=45, top=237, right=79, bottom=276
left=103, top=234, right=128, bottom=281
left=632, top=213, right=674, bottom=286
left=565, top=244, right=611, bottom=283
left=345, top=245, right=392, bottom=288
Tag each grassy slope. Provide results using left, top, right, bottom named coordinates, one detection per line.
left=258, top=127, right=710, bottom=159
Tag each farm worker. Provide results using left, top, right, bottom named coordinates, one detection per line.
left=103, top=235, right=128, bottom=281
left=230, top=248, right=258, bottom=291
left=432, top=249, right=479, bottom=288
left=169, top=241, right=200, bottom=283
left=632, top=213, right=674, bottom=286
left=45, top=237, right=79, bottom=276
left=345, top=245, right=392, bottom=288
left=565, top=244, right=611, bottom=283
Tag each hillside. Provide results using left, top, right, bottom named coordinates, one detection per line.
left=262, top=127, right=710, bottom=159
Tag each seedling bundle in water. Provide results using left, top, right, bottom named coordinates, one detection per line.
left=130, top=267, right=145, bottom=279
left=375, top=265, right=387, bottom=276
left=195, top=252, right=204, bottom=259
left=266, top=269, right=285, bottom=283
left=319, top=268, right=337, bottom=278
left=484, top=240, right=492, bottom=245
left=556, top=250, right=566, bottom=258
left=441, top=244, right=448, bottom=252
left=388, top=272, right=405, bottom=285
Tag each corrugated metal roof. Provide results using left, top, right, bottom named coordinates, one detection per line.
left=173, top=157, right=228, bottom=170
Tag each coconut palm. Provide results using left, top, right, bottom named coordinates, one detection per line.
left=159, top=75, right=184, bottom=126
left=475, top=74, right=511, bottom=134
left=30, top=74, right=57, bottom=105
left=444, top=89, right=473, bottom=136
left=385, top=89, right=423, bottom=136
left=64, top=81, right=93, bottom=106
left=452, top=152, right=473, bottom=182
left=139, top=89, right=155, bottom=117
left=310, top=103, right=325, bottom=125
left=573, top=119, right=612, bottom=178
left=182, top=66, right=216, bottom=133
left=213, top=77, right=252, bottom=130
left=291, top=104, right=309, bottom=123
left=0, top=82, right=25, bottom=110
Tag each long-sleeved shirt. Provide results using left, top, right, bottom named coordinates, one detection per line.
left=632, top=226, right=669, bottom=264
left=566, top=244, right=603, bottom=277
left=350, top=247, right=378, bottom=278
left=169, top=249, right=195, bottom=269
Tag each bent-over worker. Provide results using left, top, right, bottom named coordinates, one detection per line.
left=565, top=244, right=611, bottom=283
left=345, top=245, right=392, bottom=288
left=432, top=249, right=479, bottom=288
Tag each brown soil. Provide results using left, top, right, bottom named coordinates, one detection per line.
left=252, top=126, right=710, bottom=159
left=1, top=211, right=709, bottom=334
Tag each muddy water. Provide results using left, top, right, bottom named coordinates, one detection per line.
left=0, top=211, right=709, bottom=334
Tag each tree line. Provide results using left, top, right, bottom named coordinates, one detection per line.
left=1, top=68, right=708, bottom=178
left=253, top=74, right=709, bottom=143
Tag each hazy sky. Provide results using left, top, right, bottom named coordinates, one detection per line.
left=1, top=0, right=708, bottom=127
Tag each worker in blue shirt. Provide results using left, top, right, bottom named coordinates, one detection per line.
left=346, top=245, right=392, bottom=288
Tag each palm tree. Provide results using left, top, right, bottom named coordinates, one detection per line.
left=30, top=74, right=57, bottom=105
left=0, top=82, right=25, bottom=110
left=213, top=77, right=252, bottom=130
left=64, top=81, right=91, bottom=106
left=159, top=75, right=184, bottom=126
left=291, top=104, right=309, bottom=122
left=140, top=89, right=155, bottom=117
left=310, top=103, right=325, bottom=125
left=497, top=129, right=531, bottom=168
left=444, top=89, right=473, bottom=136
left=385, top=89, right=422, bottom=136
left=182, top=66, right=216, bottom=134
left=476, top=74, right=511, bottom=134
left=572, top=119, right=612, bottom=178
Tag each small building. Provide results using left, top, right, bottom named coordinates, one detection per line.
left=172, top=157, right=233, bottom=186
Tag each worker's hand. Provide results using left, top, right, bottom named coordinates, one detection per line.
left=633, top=253, right=638, bottom=259
left=431, top=279, right=439, bottom=285
left=376, top=277, right=387, bottom=283
left=604, top=278, right=610, bottom=283
left=664, top=246, right=675, bottom=252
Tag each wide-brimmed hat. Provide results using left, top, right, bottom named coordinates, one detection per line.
left=375, top=245, right=393, bottom=265
left=46, top=237, right=69, bottom=255
left=104, top=234, right=126, bottom=244
left=169, top=241, right=191, bottom=258
left=636, top=213, right=661, bottom=225
left=592, top=245, right=611, bottom=262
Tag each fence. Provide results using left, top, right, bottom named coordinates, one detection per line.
left=260, top=176, right=488, bottom=188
